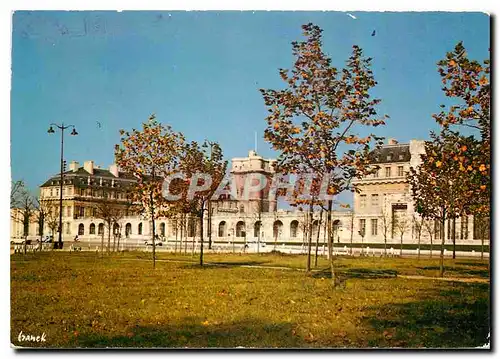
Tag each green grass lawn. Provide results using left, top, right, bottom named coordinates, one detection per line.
left=11, top=252, right=490, bottom=348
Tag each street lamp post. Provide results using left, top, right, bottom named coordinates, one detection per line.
left=48, top=123, right=78, bottom=249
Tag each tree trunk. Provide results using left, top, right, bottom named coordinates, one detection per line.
left=439, top=214, right=446, bottom=278
left=174, top=221, right=178, bottom=254
left=481, top=235, right=484, bottom=260
left=184, top=215, right=188, bottom=255
left=314, top=209, right=323, bottom=268
left=452, top=217, right=456, bottom=260
left=384, top=234, right=387, bottom=256
left=430, top=234, right=433, bottom=258
left=207, top=201, right=212, bottom=250
left=107, top=222, right=111, bottom=254
left=326, top=200, right=336, bottom=287
left=150, top=190, right=156, bottom=269
left=400, top=234, right=403, bottom=256
left=417, top=233, right=421, bottom=260
left=199, top=207, right=204, bottom=266
left=306, top=203, right=313, bottom=273
left=349, top=214, right=354, bottom=255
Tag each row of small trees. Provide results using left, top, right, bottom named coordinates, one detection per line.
left=114, top=114, right=227, bottom=268
left=258, top=24, right=489, bottom=282
left=407, top=42, right=490, bottom=276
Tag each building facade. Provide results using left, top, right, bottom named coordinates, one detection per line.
left=11, top=143, right=488, bottom=248
left=351, top=138, right=483, bottom=246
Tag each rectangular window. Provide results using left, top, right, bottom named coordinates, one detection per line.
left=371, top=194, right=379, bottom=207
left=373, top=169, right=379, bottom=178
left=385, top=167, right=391, bottom=177
left=398, top=166, right=404, bottom=177
left=360, top=194, right=366, bottom=209
left=359, top=219, right=366, bottom=237
left=55, top=188, right=59, bottom=197
left=371, top=219, right=378, bottom=236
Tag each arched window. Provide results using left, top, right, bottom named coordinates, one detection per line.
left=125, top=223, right=131, bottom=237
left=138, top=222, right=143, bottom=235
left=98, top=223, right=104, bottom=235
left=89, top=223, right=96, bottom=235
left=78, top=223, right=84, bottom=236
left=218, top=221, right=226, bottom=237
left=290, top=220, right=299, bottom=238
left=236, top=221, right=245, bottom=237
left=160, top=222, right=166, bottom=237
left=254, top=221, right=262, bottom=238
left=273, top=220, right=283, bottom=239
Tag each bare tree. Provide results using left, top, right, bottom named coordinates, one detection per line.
left=13, top=188, right=35, bottom=254
left=348, top=210, right=354, bottom=255
left=394, top=213, right=410, bottom=256
left=33, top=197, right=50, bottom=251
left=94, top=201, right=124, bottom=255
left=423, top=219, right=435, bottom=258
left=379, top=206, right=392, bottom=256
left=474, top=215, right=490, bottom=260
left=11, top=180, right=25, bottom=209
left=412, top=213, right=425, bottom=260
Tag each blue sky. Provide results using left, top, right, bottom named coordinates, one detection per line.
left=11, top=11, right=490, bottom=205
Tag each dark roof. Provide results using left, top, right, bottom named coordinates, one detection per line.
left=368, top=144, right=410, bottom=164
left=40, top=167, right=137, bottom=188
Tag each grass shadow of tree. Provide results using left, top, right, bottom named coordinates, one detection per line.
left=361, top=282, right=490, bottom=348
left=180, top=261, right=271, bottom=269
left=417, top=266, right=489, bottom=278
left=71, top=318, right=303, bottom=348
left=312, top=268, right=398, bottom=280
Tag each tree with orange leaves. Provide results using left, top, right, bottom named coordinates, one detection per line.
left=433, top=42, right=490, bottom=219
left=175, top=140, right=227, bottom=266
left=408, top=130, right=476, bottom=277
left=260, top=23, right=387, bottom=286
left=115, top=114, right=185, bottom=268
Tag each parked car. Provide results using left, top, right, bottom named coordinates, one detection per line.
left=10, top=236, right=25, bottom=245
left=244, top=240, right=266, bottom=250
left=11, top=236, right=35, bottom=245
left=42, top=235, right=54, bottom=243
left=144, top=237, right=165, bottom=246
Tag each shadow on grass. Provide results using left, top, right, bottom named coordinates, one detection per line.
left=455, top=261, right=489, bottom=268
left=71, top=318, right=303, bottom=348
left=312, top=268, right=398, bottom=280
left=417, top=266, right=490, bottom=278
left=362, top=282, right=490, bottom=348
left=180, top=261, right=271, bottom=270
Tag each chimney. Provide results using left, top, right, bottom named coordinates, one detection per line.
left=109, top=164, right=119, bottom=177
left=69, top=161, right=79, bottom=172
left=388, top=138, right=398, bottom=145
left=84, top=160, right=94, bottom=174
